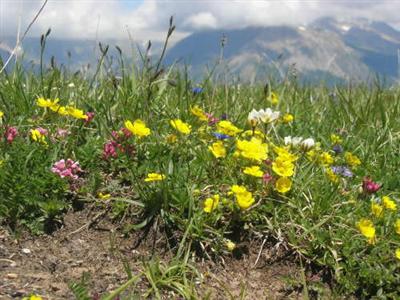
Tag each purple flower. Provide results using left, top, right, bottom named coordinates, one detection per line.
left=51, top=159, right=82, bottom=180
left=331, top=166, right=353, bottom=178
left=192, top=87, right=203, bottom=95
left=5, top=126, right=18, bottom=143
left=212, top=132, right=230, bottom=140
left=332, top=144, right=343, bottom=154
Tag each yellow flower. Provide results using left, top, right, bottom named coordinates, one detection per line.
left=344, top=152, right=361, bottom=168
left=190, top=105, right=208, bottom=121
left=371, top=202, right=383, bottom=217
left=268, top=92, right=279, bottom=105
left=65, top=106, right=87, bottom=119
left=395, top=249, right=400, bottom=260
left=36, top=97, right=59, bottom=109
left=30, top=129, right=47, bottom=145
left=231, top=185, right=255, bottom=210
left=306, top=149, right=318, bottom=161
left=0, top=111, right=3, bottom=118
left=273, top=146, right=298, bottom=162
left=382, top=196, right=397, bottom=211
left=242, top=130, right=265, bottom=139
left=325, top=168, right=339, bottom=183
left=22, top=296, right=43, bottom=300
left=165, top=134, right=177, bottom=144
left=52, top=105, right=69, bottom=115
left=357, top=218, right=376, bottom=244
left=203, top=194, right=220, bottom=213
left=319, top=152, right=334, bottom=166
left=236, top=138, right=268, bottom=162
left=395, top=219, right=400, bottom=235
left=243, top=165, right=264, bottom=177
left=225, top=239, right=236, bottom=251
left=144, top=173, right=166, bottom=182
left=275, top=177, right=292, bottom=193
left=98, top=192, right=111, bottom=200
left=209, top=141, right=226, bottom=158
left=282, top=113, right=294, bottom=123
left=170, top=119, right=192, bottom=134
left=216, top=120, right=242, bottom=136
left=330, top=134, right=343, bottom=144
left=125, top=119, right=151, bottom=137
left=272, top=157, right=295, bottom=177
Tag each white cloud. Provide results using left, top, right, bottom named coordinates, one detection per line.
left=1, top=0, right=400, bottom=44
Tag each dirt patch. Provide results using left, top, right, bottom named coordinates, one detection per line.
left=0, top=208, right=310, bottom=299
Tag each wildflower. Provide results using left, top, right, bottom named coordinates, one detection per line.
left=125, top=119, right=151, bottom=137
left=165, top=134, right=178, bottom=144
left=216, top=120, right=242, bottom=136
left=345, top=152, right=361, bottom=168
left=236, top=137, right=268, bottom=162
left=98, top=192, right=111, bottom=200
left=206, top=113, right=219, bottom=125
left=273, top=146, right=298, bottom=162
left=330, top=134, right=343, bottom=144
left=319, top=152, right=334, bottom=166
left=209, top=141, right=226, bottom=158
left=84, top=112, right=95, bottom=123
left=36, top=97, right=60, bottom=110
left=203, top=194, right=220, bottom=213
left=243, top=165, right=264, bottom=177
left=170, top=119, right=191, bottom=135
left=262, top=173, right=273, bottom=184
left=225, top=239, right=236, bottom=251
left=192, top=87, right=203, bottom=95
left=284, top=136, right=303, bottom=147
left=362, top=177, right=381, bottom=194
left=242, top=130, right=265, bottom=139
left=325, top=168, right=339, bottom=183
left=145, top=173, right=166, bottom=182
left=212, top=132, right=230, bottom=140
left=300, top=138, right=315, bottom=151
left=248, top=108, right=280, bottom=125
left=191, top=105, right=208, bottom=121
left=331, top=166, right=353, bottom=178
left=272, top=157, right=295, bottom=177
left=30, top=128, right=47, bottom=145
left=0, top=111, right=3, bottom=118
left=103, top=141, right=119, bottom=159
left=231, top=185, right=255, bottom=210
left=268, top=92, right=279, bottom=105
left=394, top=219, right=400, bottom=235
left=332, top=144, right=343, bottom=154
left=4, top=126, right=18, bottom=143
left=51, top=159, right=82, bottom=180
left=396, top=249, right=400, bottom=260
left=306, top=149, right=318, bottom=161
left=66, top=106, right=87, bottom=119
left=382, top=196, right=397, bottom=211
left=22, top=295, right=43, bottom=300
left=275, top=177, right=292, bottom=193
left=56, top=128, right=70, bottom=139
left=371, top=202, right=383, bottom=217
left=282, top=113, right=294, bottom=123
left=356, top=218, right=376, bottom=244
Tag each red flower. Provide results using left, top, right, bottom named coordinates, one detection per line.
left=362, top=176, right=381, bottom=194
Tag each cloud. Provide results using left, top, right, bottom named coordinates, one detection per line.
left=1, top=0, right=400, bottom=44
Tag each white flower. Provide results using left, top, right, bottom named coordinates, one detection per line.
left=285, top=136, right=303, bottom=146
left=248, top=108, right=280, bottom=124
left=248, top=109, right=260, bottom=124
left=301, top=138, right=315, bottom=150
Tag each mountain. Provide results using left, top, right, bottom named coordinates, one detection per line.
left=165, top=17, right=400, bottom=83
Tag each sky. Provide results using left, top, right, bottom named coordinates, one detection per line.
left=1, top=0, right=400, bottom=44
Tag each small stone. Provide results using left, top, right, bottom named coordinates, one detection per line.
left=6, top=273, right=18, bottom=279
left=21, top=248, right=31, bottom=254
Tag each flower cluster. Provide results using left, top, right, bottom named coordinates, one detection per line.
left=51, top=159, right=82, bottom=180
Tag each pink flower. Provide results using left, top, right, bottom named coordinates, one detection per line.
left=362, top=176, right=381, bottom=194
left=56, top=128, right=70, bottom=139
left=36, top=127, right=48, bottom=135
left=5, top=126, right=18, bottom=143
left=206, top=113, right=219, bottom=126
left=262, top=173, right=273, bottom=184
left=84, top=112, right=95, bottom=124
left=103, top=141, right=119, bottom=159
left=51, top=159, right=82, bottom=180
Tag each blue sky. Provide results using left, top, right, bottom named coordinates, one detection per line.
left=120, top=0, right=144, bottom=10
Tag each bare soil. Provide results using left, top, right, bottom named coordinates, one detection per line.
left=0, top=207, right=320, bottom=299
